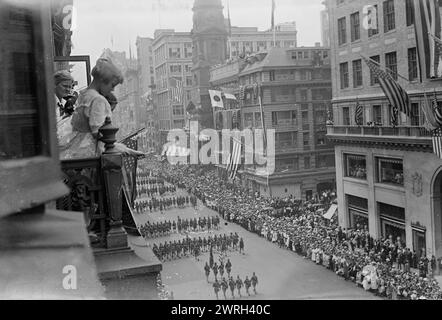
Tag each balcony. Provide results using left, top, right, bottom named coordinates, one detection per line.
left=327, top=125, right=433, bottom=152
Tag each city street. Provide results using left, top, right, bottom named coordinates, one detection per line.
left=132, top=190, right=379, bottom=300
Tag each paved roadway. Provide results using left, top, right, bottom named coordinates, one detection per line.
left=132, top=188, right=380, bottom=300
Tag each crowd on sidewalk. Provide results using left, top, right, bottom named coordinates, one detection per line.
left=146, top=161, right=442, bottom=300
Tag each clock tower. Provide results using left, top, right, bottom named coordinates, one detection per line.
left=190, top=0, right=228, bottom=129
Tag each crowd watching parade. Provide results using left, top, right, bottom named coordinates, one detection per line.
left=139, top=160, right=442, bottom=300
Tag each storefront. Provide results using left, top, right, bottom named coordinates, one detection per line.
left=347, top=194, right=368, bottom=230
left=378, top=202, right=406, bottom=246
left=412, top=224, right=426, bottom=258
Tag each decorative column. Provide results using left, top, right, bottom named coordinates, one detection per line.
left=99, top=117, right=128, bottom=249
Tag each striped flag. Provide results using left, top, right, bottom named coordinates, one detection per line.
left=169, top=77, right=183, bottom=103
left=422, top=91, right=439, bottom=130
left=413, top=0, right=441, bottom=79
left=354, top=99, right=363, bottom=125
left=361, top=55, right=411, bottom=117
left=432, top=127, right=442, bottom=159
left=227, top=138, right=242, bottom=180
left=432, top=90, right=442, bottom=126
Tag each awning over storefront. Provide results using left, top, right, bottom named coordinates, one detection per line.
left=323, top=204, right=338, bottom=220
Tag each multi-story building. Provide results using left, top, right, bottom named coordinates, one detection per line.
left=152, top=29, right=193, bottom=144
left=228, top=23, right=297, bottom=58
left=136, top=37, right=158, bottom=153
left=326, top=0, right=442, bottom=259
left=101, top=49, right=140, bottom=140
left=210, top=46, right=336, bottom=200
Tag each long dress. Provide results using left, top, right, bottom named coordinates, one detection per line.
left=59, top=89, right=112, bottom=160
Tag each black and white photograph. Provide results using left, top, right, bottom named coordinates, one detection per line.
left=1, top=0, right=442, bottom=304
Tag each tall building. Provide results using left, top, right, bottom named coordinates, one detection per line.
left=136, top=37, right=158, bottom=152
left=326, top=0, right=442, bottom=258
left=152, top=29, right=193, bottom=145
left=228, top=23, right=297, bottom=58
left=210, top=46, right=335, bottom=200
left=190, top=0, right=228, bottom=129
left=101, top=49, right=140, bottom=140
left=320, top=8, right=330, bottom=47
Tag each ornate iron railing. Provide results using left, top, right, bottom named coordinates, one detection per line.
left=327, top=125, right=432, bottom=138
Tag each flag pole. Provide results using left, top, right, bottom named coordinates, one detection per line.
left=360, top=54, right=410, bottom=82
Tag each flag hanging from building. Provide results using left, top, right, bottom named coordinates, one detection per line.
left=209, top=90, right=224, bottom=108
left=227, top=138, right=242, bottom=180
left=432, top=90, right=442, bottom=126
left=422, top=91, right=439, bottom=130
left=361, top=55, right=411, bottom=117
left=432, top=127, right=442, bottom=159
left=224, top=92, right=237, bottom=101
left=354, top=99, right=363, bottom=125
left=169, top=77, right=183, bottom=103
left=413, top=0, right=441, bottom=79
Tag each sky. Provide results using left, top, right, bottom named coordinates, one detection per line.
left=71, top=0, right=325, bottom=64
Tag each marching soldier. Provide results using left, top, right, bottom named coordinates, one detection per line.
left=213, top=279, right=220, bottom=300
left=239, top=237, right=244, bottom=254
left=225, top=258, right=232, bottom=277
left=235, top=275, right=243, bottom=297
left=228, top=276, right=236, bottom=299
left=204, top=262, right=211, bottom=283
left=244, top=276, right=251, bottom=296
left=221, top=277, right=228, bottom=299
left=251, top=272, right=258, bottom=294
left=212, top=262, right=218, bottom=281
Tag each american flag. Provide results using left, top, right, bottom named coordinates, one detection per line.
left=432, top=90, right=442, bottom=126
left=414, top=0, right=441, bottom=79
left=390, top=105, right=398, bottom=127
left=432, top=127, right=442, bottom=159
left=354, top=99, right=363, bottom=126
left=169, top=77, right=183, bottom=104
left=361, top=55, right=411, bottom=117
left=239, top=86, right=245, bottom=100
left=121, top=137, right=139, bottom=205
left=226, top=138, right=242, bottom=180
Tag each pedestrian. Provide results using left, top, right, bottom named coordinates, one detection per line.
left=251, top=272, right=258, bottom=294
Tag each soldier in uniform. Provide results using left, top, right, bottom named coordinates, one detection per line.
left=213, top=279, right=220, bottom=300
left=239, top=237, right=244, bottom=254
left=235, top=275, right=243, bottom=297
left=204, top=262, right=211, bottom=283
left=212, top=262, right=218, bottom=281
left=251, top=272, right=258, bottom=294
left=225, top=258, right=232, bottom=277
left=244, top=276, right=251, bottom=296
left=218, top=261, right=224, bottom=278
left=221, top=277, right=228, bottom=299
left=228, top=276, right=236, bottom=299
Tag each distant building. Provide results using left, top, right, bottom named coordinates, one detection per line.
left=320, top=9, right=330, bottom=47
left=210, top=46, right=335, bottom=200
left=101, top=49, right=140, bottom=140
left=152, top=29, right=193, bottom=145
left=228, top=23, right=297, bottom=58
left=326, top=0, right=442, bottom=258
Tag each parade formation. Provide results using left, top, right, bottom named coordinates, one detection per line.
left=134, top=160, right=442, bottom=300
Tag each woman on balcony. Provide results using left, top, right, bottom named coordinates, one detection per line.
left=59, top=58, right=143, bottom=159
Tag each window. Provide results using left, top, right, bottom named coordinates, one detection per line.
left=270, top=71, right=275, bottom=81
left=173, top=105, right=184, bottom=116
left=370, top=55, right=380, bottom=85
left=276, top=132, right=297, bottom=148
left=338, top=17, right=347, bottom=45
left=340, top=62, right=349, bottom=89
left=276, top=158, right=298, bottom=172
left=406, top=0, right=414, bottom=26
left=244, top=113, right=254, bottom=127
left=184, top=43, right=193, bottom=58
left=272, top=111, right=296, bottom=126
left=373, top=105, right=382, bottom=124
left=303, top=132, right=309, bottom=146
left=376, top=157, right=404, bottom=185
left=186, top=76, right=193, bottom=86
left=304, top=156, right=311, bottom=169
left=316, top=155, right=328, bottom=168
left=300, top=89, right=308, bottom=101
left=170, top=64, right=182, bottom=74
left=350, top=12, right=360, bottom=42
left=344, top=154, right=367, bottom=179
left=408, top=47, right=418, bottom=81
left=383, top=0, right=395, bottom=32
left=315, top=110, right=326, bottom=124
left=254, top=112, right=262, bottom=128
left=368, top=5, right=379, bottom=37
left=302, top=111, right=309, bottom=125
left=343, top=107, right=350, bottom=125
left=352, top=59, right=363, bottom=87
left=410, top=103, right=420, bottom=126
left=385, top=52, right=397, bottom=80
left=169, top=46, right=181, bottom=58
left=316, top=131, right=326, bottom=145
